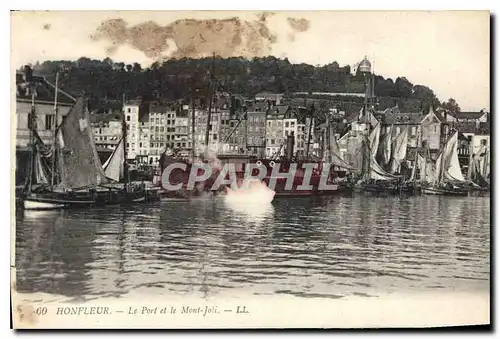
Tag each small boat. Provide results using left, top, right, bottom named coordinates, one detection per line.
left=418, top=130, right=480, bottom=196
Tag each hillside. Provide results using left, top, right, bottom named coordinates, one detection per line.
left=26, top=56, right=453, bottom=115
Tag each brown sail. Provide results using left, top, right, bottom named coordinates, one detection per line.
left=57, top=97, right=110, bottom=189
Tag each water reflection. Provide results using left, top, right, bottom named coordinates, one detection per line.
left=15, top=196, right=490, bottom=300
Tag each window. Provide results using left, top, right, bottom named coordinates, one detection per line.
left=285, top=122, right=289, bottom=128
left=271, top=139, right=275, bottom=145
left=127, top=108, right=131, bottom=113
left=127, top=115, right=131, bottom=121
left=290, top=121, right=295, bottom=127
left=213, top=134, right=217, bottom=140
left=43, top=114, right=54, bottom=130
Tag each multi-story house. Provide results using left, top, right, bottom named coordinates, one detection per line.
left=420, top=107, right=449, bottom=154
left=379, top=106, right=424, bottom=148
left=194, top=107, right=221, bottom=153
left=123, top=99, right=149, bottom=160
left=265, top=104, right=287, bottom=157
left=296, top=114, right=315, bottom=156
left=246, top=102, right=268, bottom=157
left=137, top=114, right=150, bottom=165
left=15, top=67, right=75, bottom=184
left=255, top=92, right=284, bottom=105
left=447, top=110, right=489, bottom=125
left=148, top=104, right=173, bottom=166
left=224, top=110, right=247, bottom=154
left=174, top=106, right=192, bottom=156
left=15, top=70, right=75, bottom=148
left=90, top=110, right=123, bottom=151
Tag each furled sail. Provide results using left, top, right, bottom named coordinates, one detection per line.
left=368, top=122, right=381, bottom=157
left=31, top=129, right=53, bottom=185
left=378, top=125, right=393, bottom=167
left=389, top=126, right=408, bottom=174
left=468, top=143, right=489, bottom=186
left=103, top=136, right=125, bottom=182
left=345, top=133, right=365, bottom=173
left=416, top=152, right=438, bottom=183
left=57, top=97, right=110, bottom=189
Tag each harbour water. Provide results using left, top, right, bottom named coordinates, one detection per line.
left=14, top=195, right=490, bottom=302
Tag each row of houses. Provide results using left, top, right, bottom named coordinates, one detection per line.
left=117, top=99, right=317, bottom=166
left=14, top=69, right=490, bottom=172
left=334, top=106, right=490, bottom=169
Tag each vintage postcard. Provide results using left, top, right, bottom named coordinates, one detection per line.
left=11, top=10, right=490, bottom=329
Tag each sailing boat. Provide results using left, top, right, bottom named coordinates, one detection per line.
left=420, top=130, right=476, bottom=196
left=344, top=109, right=405, bottom=194
left=467, top=140, right=490, bottom=190
left=22, top=96, right=146, bottom=210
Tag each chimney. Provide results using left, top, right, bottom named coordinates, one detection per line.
left=23, top=65, right=33, bottom=83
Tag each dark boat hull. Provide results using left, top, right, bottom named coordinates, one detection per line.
left=421, top=187, right=469, bottom=196
left=21, top=190, right=146, bottom=210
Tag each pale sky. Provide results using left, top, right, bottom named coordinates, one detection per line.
left=11, top=11, right=490, bottom=111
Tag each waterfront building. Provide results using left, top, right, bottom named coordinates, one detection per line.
left=420, top=107, right=449, bottom=153
left=90, top=111, right=123, bottom=151
left=255, top=92, right=284, bottom=105
left=378, top=106, right=424, bottom=148
left=123, top=99, right=149, bottom=160
left=265, top=104, right=287, bottom=158
left=148, top=103, right=176, bottom=166
left=137, top=114, right=150, bottom=165
left=15, top=69, right=75, bottom=149
left=15, top=67, right=75, bottom=185
left=173, top=106, right=192, bottom=156
left=246, top=101, right=268, bottom=157
left=447, top=110, right=489, bottom=125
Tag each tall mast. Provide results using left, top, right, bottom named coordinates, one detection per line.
left=305, top=103, right=314, bottom=158
left=50, top=71, right=59, bottom=188
left=191, top=87, right=196, bottom=161
left=325, top=111, right=331, bottom=163
left=467, top=138, right=474, bottom=180
left=26, top=87, right=36, bottom=194
left=205, top=53, right=216, bottom=150
left=122, top=93, right=130, bottom=188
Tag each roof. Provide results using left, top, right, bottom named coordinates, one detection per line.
left=455, top=121, right=477, bottom=134
left=255, top=92, right=284, bottom=98
left=381, top=111, right=424, bottom=125
left=124, top=99, right=142, bottom=106
left=246, top=101, right=269, bottom=113
left=477, top=122, right=490, bottom=135
left=90, top=111, right=124, bottom=124
left=149, top=102, right=176, bottom=113
left=16, top=73, right=75, bottom=105
left=454, top=111, right=487, bottom=120
left=268, top=105, right=290, bottom=116
left=422, top=107, right=447, bottom=124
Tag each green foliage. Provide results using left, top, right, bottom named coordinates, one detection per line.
left=30, top=56, right=452, bottom=115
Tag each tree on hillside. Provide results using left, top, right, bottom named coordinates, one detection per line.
left=441, top=98, right=461, bottom=117
left=27, top=56, right=451, bottom=114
